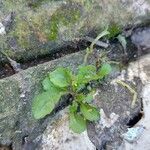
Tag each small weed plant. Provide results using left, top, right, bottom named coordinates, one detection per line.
left=32, top=29, right=112, bottom=133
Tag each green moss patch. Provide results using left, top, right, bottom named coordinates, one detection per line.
left=49, top=3, right=81, bottom=40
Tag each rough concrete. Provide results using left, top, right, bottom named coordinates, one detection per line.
left=0, top=0, right=150, bottom=62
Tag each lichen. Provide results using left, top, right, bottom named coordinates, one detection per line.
left=27, top=0, right=51, bottom=8
left=48, top=4, right=81, bottom=40
left=9, top=16, right=31, bottom=49
left=1, top=0, right=81, bottom=51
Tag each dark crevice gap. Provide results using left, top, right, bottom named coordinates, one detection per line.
left=0, top=144, right=12, bottom=150
left=21, top=41, right=87, bottom=69
left=127, top=98, right=144, bottom=128
left=0, top=35, right=147, bottom=80
left=0, top=40, right=88, bottom=79
left=0, top=63, right=15, bottom=79
left=53, top=94, right=73, bottom=115
left=127, top=112, right=143, bottom=128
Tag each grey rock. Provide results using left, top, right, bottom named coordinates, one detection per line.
left=39, top=108, right=96, bottom=150
left=0, top=0, right=150, bottom=62
left=122, top=54, right=150, bottom=150
left=87, top=54, right=150, bottom=150
left=2, top=12, right=15, bottom=31
left=131, top=27, right=150, bottom=52
left=0, top=51, right=88, bottom=149
left=0, top=22, right=5, bottom=35
left=88, top=78, right=142, bottom=150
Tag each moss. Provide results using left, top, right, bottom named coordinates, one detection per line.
left=10, top=17, right=31, bottom=49
left=27, top=0, right=59, bottom=8
left=28, top=10, right=50, bottom=43
left=4, top=49, right=16, bottom=58
left=0, top=79, right=20, bottom=113
left=107, top=23, right=122, bottom=39
left=48, top=4, right=81, bottom=40
left=27, top=0, right=45, bottom=8
left=2, top=0, right=27, bottom=13
left=0, top=37, right=15, bottom=60
left=2, top=0, right=81, bottom=50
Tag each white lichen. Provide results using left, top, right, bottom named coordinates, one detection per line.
left=0, top=22, right=6, bottom=35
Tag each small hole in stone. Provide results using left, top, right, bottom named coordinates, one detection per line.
left=127, top=112, right=143, bottom=128
left=22, top=135, right=29, bottom=145
left=127, top=98, right=144, bottom=128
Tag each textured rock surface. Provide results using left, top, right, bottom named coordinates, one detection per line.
left=0, top=51, right=87, bottom=149
left=87, top=77, right=142, bottom=149
left=124, top=85, right=150, bottom=150
left=37, top=54, right=150, bottom=150
left=122, top=54, right=150, bottom=150
left=0, top=50, right=149, bottom=149
left=0, top=0, right=150, bottom=62
left=87, top=54, right=150, bottom=149
left=0, top=0, right=150, bottom=149
left=39, top=108, right=96, bottom=150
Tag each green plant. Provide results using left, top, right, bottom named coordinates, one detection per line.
left=107, top=24, right=122, bottom=39
left=32, top=29, right=111, bottom=133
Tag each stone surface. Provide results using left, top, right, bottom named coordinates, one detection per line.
left=0, top=42, right=121, bottom=149
left=0, top=51, right=87, bottom=149
left=38, top=54, right=150, bottom=150
left=0, top=41, right=149, bottom=149
left=123, top=84, right=150, bottom=149
left=122, top=54, right=150, bottom=150
left=87, top=78, right=142, bottom=149
left=131, top=27, right=150, bottom=52
left=0, top=0, right=150, bottom=62
left=87, top=54, right=150, bottom=149
left=0, top=22, right=5, bottom=35
left=39, top=108, right=96, bottom=150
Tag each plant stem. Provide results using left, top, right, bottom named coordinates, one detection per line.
left=83, top=48, right=90, bottom=65
left=83, top=28, right=110, bottom=65
left=116, top=80, right=137, bottom=107
left=90, top=29, right=110, bottom=52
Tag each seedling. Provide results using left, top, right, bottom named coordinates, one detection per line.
left=32, top=29, right=112, bottom=133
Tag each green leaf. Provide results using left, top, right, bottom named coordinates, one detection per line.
left=80, top=103, right=100, bottom=121
left=117, top=34, right=127, bottom=50
left=75, top=94, right=85, bottom=102
left=49, top=67, right=72, bottom=88
left=76, top=65, right=97, bottom=85
left=75, top=91, right=95, bottom=103
left=42, top=76, right=54, bottom=91
left=32, top=91, right=61, bottom=119
left=42, top=76, right=67, bottom=93
left=90, top=28, right=110, bottom=51
left=98, top=63, right=112, bottom=78
left=84, top=91, right=95, bottom=103
left=69, top=101, right=78, bottom=113
left=69, top=112, right=87, bottom=133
